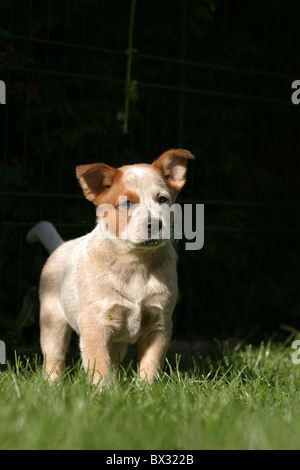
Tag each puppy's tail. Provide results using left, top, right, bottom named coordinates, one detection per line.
left=26, top=221, right=64, bottom=254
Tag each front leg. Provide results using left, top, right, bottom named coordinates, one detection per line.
left=79, top=313, right=114, bottom=385
left=138, top=318, right=172, bottom=383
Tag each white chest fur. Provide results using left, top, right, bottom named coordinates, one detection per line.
left=103, top=271, right=174, bottom=344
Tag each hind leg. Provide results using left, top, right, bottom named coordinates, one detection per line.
left=40, top=300, right=72, bottom=381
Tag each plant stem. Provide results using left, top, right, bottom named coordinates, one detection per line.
left=123, top=0, right=137, bottom=134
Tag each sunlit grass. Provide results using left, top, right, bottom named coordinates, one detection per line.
left=0, top=341, right=300, bottom=450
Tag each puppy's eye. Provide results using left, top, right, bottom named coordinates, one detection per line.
left=158, top=195, right=169, bottom=204
left=120, top=199, right=135, bottom=209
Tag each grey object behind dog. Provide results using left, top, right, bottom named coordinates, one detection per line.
left=26, top=221, right=64, bottom=254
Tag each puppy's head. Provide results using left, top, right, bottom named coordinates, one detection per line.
left=76, top=149, right=195, bottom=250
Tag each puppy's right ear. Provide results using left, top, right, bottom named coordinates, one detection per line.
left=76, top=163, right=119, bottom=204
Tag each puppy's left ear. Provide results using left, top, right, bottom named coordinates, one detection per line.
left=153, top=148, right=195, bottom=192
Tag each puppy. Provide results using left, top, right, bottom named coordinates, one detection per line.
left=27, top=149, right=194, bottom=384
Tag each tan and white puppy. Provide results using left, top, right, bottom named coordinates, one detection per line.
left=27, top=149, right=194, bottom=384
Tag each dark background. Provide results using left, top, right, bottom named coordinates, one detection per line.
left=0, top=0, right=300, bottom=354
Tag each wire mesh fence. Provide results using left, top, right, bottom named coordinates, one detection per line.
left=0, top=0, right=300, bottom=351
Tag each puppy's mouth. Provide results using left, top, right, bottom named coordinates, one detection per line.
left=136, top=238, right=165, bottom=248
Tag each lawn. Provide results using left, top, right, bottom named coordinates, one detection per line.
left=0, top=341, right=299, bottom=450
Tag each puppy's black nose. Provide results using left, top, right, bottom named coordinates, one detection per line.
left=144, top=218, right=162, bottom=235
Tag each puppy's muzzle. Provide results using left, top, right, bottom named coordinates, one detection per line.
left=137, top=217, right=164, bottom=248
left=144, top=217, right=162, bottom=238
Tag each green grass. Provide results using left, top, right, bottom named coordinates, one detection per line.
left=0, top=341, right=300, bottom=450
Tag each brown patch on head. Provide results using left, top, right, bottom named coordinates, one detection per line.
left=76, top=163, right=128, bottom=237
left=100, top=189, right=140, bottom=237
left=152, top=148, right=195, bottom=194
left=122, top=191, right=140, bottom=206
left=93, top=173, right=125, bottom=207
left=77, top=164, right=141, bottom=237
